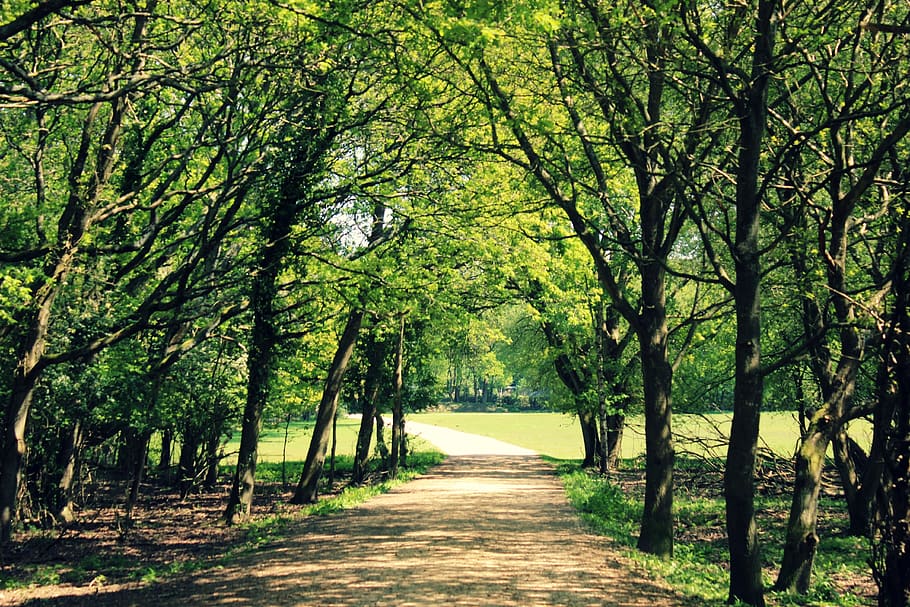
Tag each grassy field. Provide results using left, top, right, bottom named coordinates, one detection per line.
left=410, top=410, right=871, bottom=459
left=234, top=410, right=870, bottom=464
left=225, top=416, right=374, bottom=462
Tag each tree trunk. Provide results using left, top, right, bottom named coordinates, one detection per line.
left=605, top=413, right=625, bottom=470
left=832, top=432, right=872, bottom=536
left=124, top=431, right=151, bottom=524
left=774, top=425, right=831, bottom=592
left=390, top=316, right=405, bottom=479
left=398, top=414, right=408, bottom=469
left=54, top=421, right=84, bottom=525
left=578, top=410, right=599, bottom=469
left=353, top=331, right=385, bottom=484
left=224, top=312, right=273, bottom=522
left=291, top=308, right=364, bottom=504
left=158, top=428, right=173, bottom=472
left=871, top=222, right=910, bottom=607
left=636, top=317, right=674, bottom=557
left=724, top=4, right=774, bottom=604
left=203, top=431, right=221, bottom=489
left=0, top=371, right=39, bottom=543
left=178, top=429, right=201, bottom=499
left=374, top=412, right=390, bottom=464
left=329, top=409, right=338, bottom=487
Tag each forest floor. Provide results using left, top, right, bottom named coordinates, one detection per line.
left=0, top=423, right=691, bottom=607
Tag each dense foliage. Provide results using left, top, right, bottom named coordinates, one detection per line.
left=1, top=1, right=908, bottom=605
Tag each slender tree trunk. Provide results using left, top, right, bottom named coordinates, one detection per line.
left=329, top=409, right=338, bottom=487
left=390, top=316, right=405, bottom=478
left=398, top=414, right=408, bottom=469
left=178, top=429, right=200, bottom=499
left=724, top=4, right=774, bottom=604
left=352, top=405, right=376, bottom=484
left=353, top=332, right=384, bottom=484
left=281, top=414, right=291, bottom=487
left=605, top=413, right=625, bottom=470
left=124, top=431, right=151, bottom=524
left=374, top=412, right=390, bottom=464
left=291, top=308, right=364, bottom=504
left=204, top=431, right=220, bottom=489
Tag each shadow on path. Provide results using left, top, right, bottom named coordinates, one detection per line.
left=7, top=455, right=686, bottom=607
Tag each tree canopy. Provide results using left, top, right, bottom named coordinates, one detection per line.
left=1, top=0, right=909, bottom=605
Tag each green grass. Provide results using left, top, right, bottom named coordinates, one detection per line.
left=226, top=416, right=372, bottom=462
left=412, top=410, right=870, bottom=459
left=559, top=462, right=872, bottom=607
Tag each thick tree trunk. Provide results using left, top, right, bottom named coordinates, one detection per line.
left=291, top=309, right=364, bottom=504
left=636, top=324, right=674, bottom=557
left=605, top=413, right=625, bottom=470
left=578, top=410, right=600, bottom=469
left=832, top=432, right=872, bottom=536
left=0, top=372, right=39, bottom=543
left=871, top=227, right=910, bottom=607
left=224, top=314, right=273, bottom=522
left=774, top=425, right=831, bottom=592
left=726, top=268, right=764, bottom=606
left=54, top=421, right=84, bottom=524
left=634, top=256, right=674, bottom=558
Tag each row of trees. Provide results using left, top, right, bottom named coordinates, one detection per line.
left=1, top=1, right=909, bottom=606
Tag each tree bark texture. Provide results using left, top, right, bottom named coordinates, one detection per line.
left=352, top=331, right=385, bottom=484
left=871, top=221, right=910, bottom=607
left=774, top=427, right=829, bottom=592
left=291, top=308, right=365, bottom=504
left=53, top=421, right=83, bottom=524
left=633, top=247, right=674, bottom=557
left=724, top=3, right=774, bottom=604
left=832, top=432, right=872, bottom=536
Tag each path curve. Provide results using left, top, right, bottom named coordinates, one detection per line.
left=6, top=423, right=687, bottom=607
left=404, top=419, right=538, bottom=456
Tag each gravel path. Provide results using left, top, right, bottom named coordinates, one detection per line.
left=6, top=422, right=687, bottom=607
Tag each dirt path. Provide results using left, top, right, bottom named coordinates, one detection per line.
left=5, top=424, right=687, bottom=607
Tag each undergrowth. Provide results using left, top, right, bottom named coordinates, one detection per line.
left=1, top=450, right=445, bottom=591
left=554, top=458, right=874, bottom=607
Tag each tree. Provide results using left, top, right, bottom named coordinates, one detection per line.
left=769, top=0, right=910, bottom=591
left=0, top=0, right=288, bottom=541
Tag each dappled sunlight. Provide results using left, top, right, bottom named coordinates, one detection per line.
left=9, top=455, right=686, bottom=607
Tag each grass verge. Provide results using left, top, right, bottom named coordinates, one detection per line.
left=553, top=458, right=874, bottom=607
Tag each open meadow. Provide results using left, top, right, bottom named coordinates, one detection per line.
left=243, top=410, right=871, bottom=464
